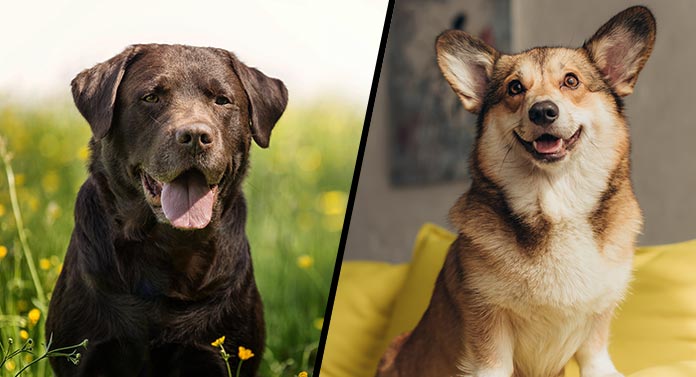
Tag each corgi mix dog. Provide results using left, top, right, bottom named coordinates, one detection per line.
left=377, top=6, right=655, bottom=377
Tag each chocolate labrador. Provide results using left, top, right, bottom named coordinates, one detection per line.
left=45, top=44, right=287, bottom=377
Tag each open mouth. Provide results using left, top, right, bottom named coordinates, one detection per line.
left=514, top=127, right=582, bottom=162
left=141, top=169, right=219, bottom=230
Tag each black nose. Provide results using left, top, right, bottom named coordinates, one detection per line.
left=528, top=100, right=559, bottom=126
left=175, top=124, right=214, bottom=151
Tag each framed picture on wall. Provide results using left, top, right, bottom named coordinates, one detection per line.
left=388, top=0, right=511, bottom=186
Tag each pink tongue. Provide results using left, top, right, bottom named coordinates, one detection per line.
left=161, top=171, right=215, bottom=230
left=533, top=138, right=563, bottom=154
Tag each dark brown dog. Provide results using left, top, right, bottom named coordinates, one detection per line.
left=45, top=44, right=287, bottom=377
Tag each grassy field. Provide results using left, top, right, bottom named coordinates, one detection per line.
left=0, top=99, right=361, bottom=376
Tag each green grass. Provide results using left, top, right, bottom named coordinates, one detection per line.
left=0, top=99, right=361, bottom=376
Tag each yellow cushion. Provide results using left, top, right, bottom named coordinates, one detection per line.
left=321, top=261, right=409, bottom=377
left=382, top=223, right=453, bottom=345
left=322, top=223, right=696, bottom=377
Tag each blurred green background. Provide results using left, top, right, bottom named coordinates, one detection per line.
left=0, top=100, right=361, bottom=376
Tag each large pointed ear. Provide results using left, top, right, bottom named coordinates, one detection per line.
left=583, top=6, right=656, bottom=96
left=71, top=46, right=141, bottom=140
left=436, top=30, right=498, bottom=114
left=228, top=54, right=288, bottom=148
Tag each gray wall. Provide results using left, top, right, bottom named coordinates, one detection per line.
left=345, top=0, right=696, bottom=263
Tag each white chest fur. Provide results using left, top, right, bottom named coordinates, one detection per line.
left=463, top=176, right=633, bottom=377
left=472, top=219, right=632, bottom=309
left=466, top=220, right=632, bottom=377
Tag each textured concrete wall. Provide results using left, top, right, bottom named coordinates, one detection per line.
left=345, top=0, right=696, bottom=262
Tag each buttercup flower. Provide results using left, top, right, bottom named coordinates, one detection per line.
left=299, top=372, right=308, bottom=377
left=20, top=329, right=29, bottom=340
left=238, top=346, right=254, bottom=360
left=42, top=170, right=60, bottom=193
left=0, top=245, right=7, bottom=260
left=297, top=255, right=314, bottom=269
left=77, top=145, right=90, bottom=161
left=319, top=191, right=347, bottom=215
left=4, top=359, right=15, bottom=371
left=14, top=174, right=25, bottom=186
left=211, top=336, right=225, bottom=347
left=28, top=308, right=41, bottom=326
left=39, top=258, right=51, bottom=270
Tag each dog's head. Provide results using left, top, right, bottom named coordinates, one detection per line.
left=436, top=6, right=655, bottom=177
left=71, top=44, right=288, bottom=231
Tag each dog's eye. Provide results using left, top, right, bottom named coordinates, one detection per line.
left=215, top=96, right=230, bottom=105
left=564, top=73, right=580, bottom=89
left=507, top=80, right=524, bottom=96
left=142, top=94, right=159, bottom=103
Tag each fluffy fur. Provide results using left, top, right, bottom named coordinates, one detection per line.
left=377, top=6, right=655, bottom=377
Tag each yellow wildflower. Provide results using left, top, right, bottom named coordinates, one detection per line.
left=299, top=372, right=308, bottom=377
left=28, top=308, right=41, bottom=326
left=14, top=173, right=25, bottom=186
left=313, top=318, right=323, bottom=330
left=211, top=336, right=225, bottom=347
left=0, top=203, right=5, bottom=216
left=39, top=258, right=51, bottom=270
left=77, top=145, right=90, bottom=161
left=4, top=359, right=15, bottom=371
left=26, top=195, right=39, bottom=212
left=57, top=263, right=63, bottom=274
left=24, top=354, right=33, bottom=363
left=41, top=170, right=60, bottom=193
left=297, top=255, right=314, bottom=269
left=238, top=346, right=254, bottom=360
left=319, top=191, right=347, bottom=216
left=0, top=245, right=7, bottom=260
left=20, top=329, right=29, bottom=341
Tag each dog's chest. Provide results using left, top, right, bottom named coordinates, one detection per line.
left=511, top=309, right=593, bottom=377
left=468, top=221, right=632, bottom=376
left=472, top=219, right=632, bottom=311
left=118, top=240, right=215, bottom=300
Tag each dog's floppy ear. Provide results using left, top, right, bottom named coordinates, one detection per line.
left=229, top=54, right=288, bottom=148
left=583, top=6, right=656, bottom=96
left=436, top=30, right=498, bottom=114
left=72, top=45, right=141, bottom=140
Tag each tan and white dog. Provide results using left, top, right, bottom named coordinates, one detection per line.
left=377, top=6, right=655, bottom=377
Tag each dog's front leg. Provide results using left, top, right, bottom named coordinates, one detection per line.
left=458, top=312, right=514, bottom=377
left=575, top=309, right=623, bottom=377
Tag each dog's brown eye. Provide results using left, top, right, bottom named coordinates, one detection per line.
left=564, top=73, right=579, bottom=89
left=142, top=94, right=159, bottom=103
left=507, top=80, right=524, bottom=96
left=215, top=96, right=230, bottom=105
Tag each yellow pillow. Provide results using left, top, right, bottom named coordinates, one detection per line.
left=321, top=261, right=409, bottom=377
left=628, top=362, right=696, bottom=376
left=384, top=224, right=696, bottom=377
left=381, top=223, right=453, bottom=347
